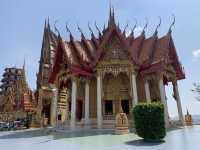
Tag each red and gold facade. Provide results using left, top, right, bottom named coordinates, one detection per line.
left=36, top=9, right=185, bottom=128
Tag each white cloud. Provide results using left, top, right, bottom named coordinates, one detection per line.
left=192, top=49, right=200, bottom=58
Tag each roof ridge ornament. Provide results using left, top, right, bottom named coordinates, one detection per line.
left=142, top=18, right=148, bottom=35
left=129, top=19, right=137, bottom=37
left=77, top=24, right=84, bottom=36
left=95, top=21, right=102, bottom=37
left=47, top=16, right=50, bottom=29
left=54, top=20, right=60, bottom=37
left=108, top=1, right=116, bottom=27
left=77, top=24, right=86, bottom=40
left=88, top=22, right=96, bottom=40
left=66, top=22, right=74, bottom=41
left=44, top=19, right=47, bottom=29
left=123, top=22, right=129, bottom=36
left=88, top=22, right=93, bottom=34
left=168, top=14, right=175, bottom=33
left=154, top=16, right=161, bottom=36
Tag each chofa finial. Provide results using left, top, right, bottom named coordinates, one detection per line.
left=88, top=22, right=93, bottom=34
left=156, top=16, right=161, bottom=31
left=130, top=19, right=137, bottom=37
left=54, top=20, right=60, bottom=36
left=66, top=22, right=74, bottom=40
left=169, top=14, right=175, bottom=33
left=123, top=21, right=129, bottom=35
left=95, top=21, right=102, bottom=37
left=154, top=16, right=161, bottom=36
left=141, top=18, right=148, bottom=35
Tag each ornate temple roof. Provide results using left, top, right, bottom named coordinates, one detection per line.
left=48, top=7, right=185, bottom=83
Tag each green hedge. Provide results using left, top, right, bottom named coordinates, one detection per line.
left=132, top=102, right=166, bottom=141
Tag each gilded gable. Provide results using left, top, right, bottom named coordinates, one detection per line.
left=102, top=34, right=128, bottom=61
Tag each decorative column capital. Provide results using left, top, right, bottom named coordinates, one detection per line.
left=71, top=76, right=79, bottom=83
left=130, top=69, right=137, bottom=76
left=172, top=79, right=178, bottom=86
left=96, top=69, right=102, bottom=77
left=83, top=78, right=91, bottom=85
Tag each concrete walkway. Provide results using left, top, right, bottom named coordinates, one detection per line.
left=0, top=126, right=199, bottom=150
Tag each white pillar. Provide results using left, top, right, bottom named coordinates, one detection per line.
left=97, top=75, right=102, bottom=128
left=131, top=73, right=138, bottom=106
left=145, top=80, right=151, bottom=103
left=159, top=78, right=169, bottom=128
left=85, top=81, right=90, bottom=124
left=70, top=79, right=77, bottom=129
left=173, top=81, right=185, bottom=126
left=51, top=88, right=58, bottom=127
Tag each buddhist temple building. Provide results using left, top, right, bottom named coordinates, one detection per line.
left=36, top=7, right=185, bottom=129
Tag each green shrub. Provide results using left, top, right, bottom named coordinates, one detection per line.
left=132, top=102, right=166, bottom=141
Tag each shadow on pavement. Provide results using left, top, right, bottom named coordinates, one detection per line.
left=125, top=139, right=165, bottom=146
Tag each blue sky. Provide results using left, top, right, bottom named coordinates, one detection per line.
left=0, top=0, right=200, bottom=117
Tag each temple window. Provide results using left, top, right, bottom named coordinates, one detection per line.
left=58, top=114, right=62, bottom=121
left=121, top=100, right=129, bottom=114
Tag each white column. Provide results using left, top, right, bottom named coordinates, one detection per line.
left=145, top=80, right=151, bottom=103
left=84, top=81, right=90, bottom=124
left=173, top=81, right=185, bottom=126
left=51, top=88, right=58, bottom=127
left=131, top=73, right=138, bottom=106
left=70, top=79, right=77, bottom=129
left=97, top=75, right=102, bottom=129
left=159, top=78, right=169, bottom=128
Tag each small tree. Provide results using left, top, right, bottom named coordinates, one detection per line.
left=132, top=102, right=166, bottom=141
left=192, top=83, right=200, bottom=101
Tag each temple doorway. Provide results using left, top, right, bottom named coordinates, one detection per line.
left=105, top=100, right=113, bottom=115
left=121, top=100, right=129, bottom=114
left=42, top=100, right=51, bottom=125
left=103, top=72, right=131, bottom=116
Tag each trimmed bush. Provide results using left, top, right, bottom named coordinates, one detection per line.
left=132, top=102, right=166, bottom=141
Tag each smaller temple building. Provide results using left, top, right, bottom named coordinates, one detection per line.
left=0, top=66, right=36, bottom=121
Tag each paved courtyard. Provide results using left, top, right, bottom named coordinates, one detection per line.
left=0, top=126, right=199, bottom=150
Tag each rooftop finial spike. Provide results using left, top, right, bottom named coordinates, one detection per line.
left=23, top=57, right=26, bottom=71
left=66, top=22, right=74, bottom=41
left=108, top=1, right=115, bottom=27
left=54, top=20, right=60, bottom=36
left=65, top=22, right=71, bottom=33
left=77, top=24, right=82, bottom=33
left=142, top=18, right=148, bottom=35
left=88, top=22, right=93, bottom=34
left=112, top=6, right=115, bottom=24
left=154, top=16, right=161, bottom=36
left=109, top=0, right=112, bottom=22
left=77, top=24, right=85, bottom=39
left=169, top=14, right=175, bottom=33
left=130, top=19, right=137, bottom=37
left=44, top=19, right=47, bottom=28
left=47, top=16, right=50, bottom=29
left=95, top=21, right=102, bottom=37
left=123, top=21, right=129, bottom=35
